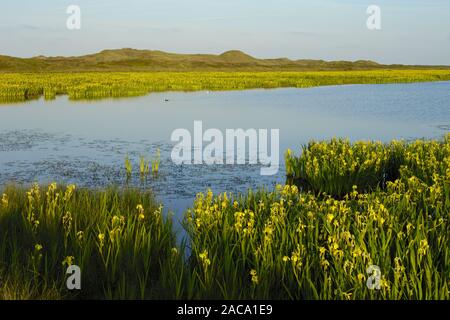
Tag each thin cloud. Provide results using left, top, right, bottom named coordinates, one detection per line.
left=20, top=24, right=40, bottom=30
left=94, top=21, right=182, bottom=33
left=199, top=16, right=248, bottom=22
left=0, top=24, right=41, bottom=31
left=287, top=31, right=336, bottom=39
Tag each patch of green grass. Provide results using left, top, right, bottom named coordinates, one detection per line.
left=0, top=185, right=177, bottom=299
left=139, top=156, right=150, bottom=182
left=0, top=135, right=448, bottom=300
left=151, top=149, right=161, bottom=177
left=124, top=155, right=133, bottom=180
left=1, top=70, right=450, bottom=102
left=182, top=169, right=448, bottom=299
left=285, top=135, right=450, bottom=197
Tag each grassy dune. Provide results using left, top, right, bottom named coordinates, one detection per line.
left=2, top=49, right=450, bottom=73
left=1, top=69, right=450, bottom=103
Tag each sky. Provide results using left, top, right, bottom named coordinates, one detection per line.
left=0, top=0, right=449, bottom=65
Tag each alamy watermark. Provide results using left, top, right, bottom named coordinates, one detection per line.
left=171, top=121, right=279, bottom=176
left=366, top=265, right=381, bottom=290
left=66, top=5, right=81, bottom=30
left=367, top=5, right=381, bottom=30
left=66, top=265, right=81, bottom=290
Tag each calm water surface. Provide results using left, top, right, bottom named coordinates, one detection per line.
left=1, top=81, right=449, bottom=227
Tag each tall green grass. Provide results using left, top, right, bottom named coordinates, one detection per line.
left=180, top=135, right=449, bottom=299
left=0, top=185, right=177, bottom=299
left=285, top=135, right=449, bottom=197
left=182, top=179, right=448, bottom=299
left=182, top=146, right=449, bottom=299
left=151, top=148, right=161, bottom=177
left=0, top=135, right=448, bottom=300
left=1, top=70, right=450, bottom=102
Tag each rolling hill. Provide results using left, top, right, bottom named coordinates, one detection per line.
left=0, top=48, right=449, bottom=72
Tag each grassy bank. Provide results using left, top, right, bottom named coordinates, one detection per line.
left=0, top=135, right=449, bottom=299
left=184, top=136, right=448, bottom=299
left=0, top=186, right=177, bottom=299
left=1, top=70, right=450, bottom=102
left=285, top=136, right=450, bottom=197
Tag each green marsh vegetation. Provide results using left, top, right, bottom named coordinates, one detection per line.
left=125, top=149, right=161, bottom=183
left=139, top=155, right=150, bottom=179
left=0, top=185, right=176, bottom=299
left=0, top=135, right=448, bottom=299
left=151, top=148, right=161, bottom=177
left=1, top=70, right=450, bottom=102
left=124, top=155, right=133, bottom=182
left=184, top=135, right=449, bottom=299
left=285, top=137, right=449, bottom=197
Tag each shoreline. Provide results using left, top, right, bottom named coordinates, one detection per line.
left=1, top=70, right=450, bottom=103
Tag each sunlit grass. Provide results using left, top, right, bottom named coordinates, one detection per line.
left=285, top=135, right=450, bottom=197
left=139, top=155, right=150, bottom=179
left=1, top=70, right=450, bottom=102
left=0, top=135, right=448, bottom=300
left=182, top=136, right=449, bottom=299
left=0, top=185, right=176, bottom=299
left=182, top=175, right=448, bottom=299
left=124, top=155, right=133, bottom=181
left=151, top=148, right=161, bottom=177
left=180, top=135, right=449, bottom=299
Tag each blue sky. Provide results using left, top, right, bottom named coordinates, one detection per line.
left=1, top=0, right=449, bottom=64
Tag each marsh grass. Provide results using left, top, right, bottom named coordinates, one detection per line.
left=124, top=155, right=133, bottom=181
left=139, top=155, right=150, bottom=180
left=126, top=150, right=160, bottom=183
left=0, top=184, right=177, bottom=299
left=151, top=149, right=161, bottom=177
left=0, top=136, right=448, bottom=300
left=285, top=136, right=449, bottom=197
left=1, top=70, right=450, bottom=102
left=179, top=135, right=449, bottom=299
left=182, top=174, right=449, bottom=299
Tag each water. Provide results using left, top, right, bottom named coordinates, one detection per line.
left=1, top=81, right=449, bottom=226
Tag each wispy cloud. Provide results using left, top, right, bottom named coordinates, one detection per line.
left=0, top=24, right=54, bottom=32
left=287, top=31, right=336, bottom=39
left=20, top=24, right=40, bottom=30
left=198, top=16, right=248, bottom=22
left=94, top=21, right=182, bottom=33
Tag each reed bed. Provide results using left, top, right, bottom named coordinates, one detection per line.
left=285, top=135, right=450, bottom=197
left=0, top=136, right=448, bottom=299
left=182, top=174, right=448, bottom=299
left=0, top=185, right=177, bottom=299
left=0, top=70, right=450, bottom=102
left=182, top=136, right=449, bottom=299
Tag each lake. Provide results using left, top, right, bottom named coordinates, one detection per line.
left=0, top=81, right=449, bottom=226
